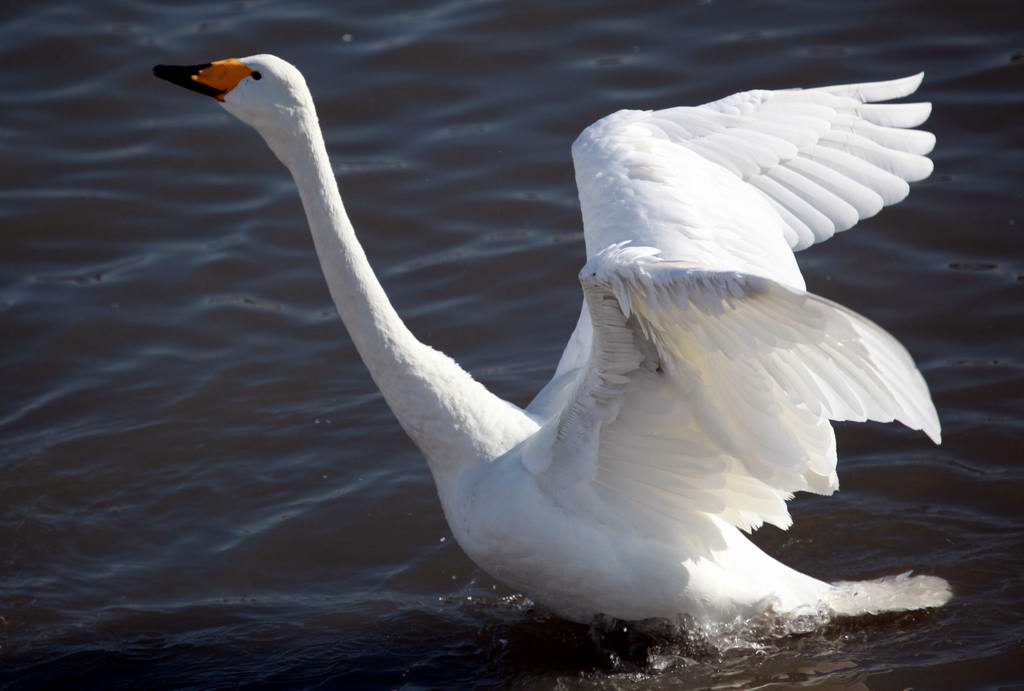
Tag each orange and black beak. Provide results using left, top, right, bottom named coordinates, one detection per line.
left=153, top=59, right=254, bottom=101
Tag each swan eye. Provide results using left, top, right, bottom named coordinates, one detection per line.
left=252, top=71, right=262, bottom=80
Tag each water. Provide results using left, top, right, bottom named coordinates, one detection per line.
left=2, top=1, right=1022, bottom=688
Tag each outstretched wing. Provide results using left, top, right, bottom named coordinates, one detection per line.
left=529, top=73, right=935, bottom=398
left=526, top=75, right=939, bottom=532
left=574, top=72, right=933, bottom=283
left=526, top=245, right=940, bottom=533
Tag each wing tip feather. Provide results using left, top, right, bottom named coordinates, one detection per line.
left=814, top=71, right=926, bottom=103
left=923, top=413, right=942, bottom=445
left=902, top=71, right=926, bottom=99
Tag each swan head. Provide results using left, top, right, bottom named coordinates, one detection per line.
left=154, top=54, right=314, bottom=164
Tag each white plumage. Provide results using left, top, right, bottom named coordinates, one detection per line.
left=157, top=56, right=951, bottom=629
left=532, top=243, right=939, bottom=538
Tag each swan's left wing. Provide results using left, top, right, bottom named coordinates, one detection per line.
left=523, top=244, right=940, bottom=533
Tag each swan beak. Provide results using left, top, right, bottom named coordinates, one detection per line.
left=153, top=59, right=254, bottom=101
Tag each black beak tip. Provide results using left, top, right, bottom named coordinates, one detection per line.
left=153, top=64, right=182, bottom=83
left=152, top=63, right=223, bottom=99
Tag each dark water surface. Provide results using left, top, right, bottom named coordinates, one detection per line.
left=2, top=1, right=1022, bottom=688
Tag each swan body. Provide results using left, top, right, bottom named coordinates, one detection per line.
left=155, top=55, right=951, bottom=626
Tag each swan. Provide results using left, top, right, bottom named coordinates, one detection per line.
left=154, top=55, right=951, bottom=626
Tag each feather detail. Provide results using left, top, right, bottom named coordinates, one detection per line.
left=529, top=244, right=940, bottom=534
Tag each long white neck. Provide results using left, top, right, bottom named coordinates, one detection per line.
left=271, top=107, right=535, bottom=490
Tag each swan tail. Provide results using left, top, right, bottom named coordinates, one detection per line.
left=826, top=571, right=951, bottom=616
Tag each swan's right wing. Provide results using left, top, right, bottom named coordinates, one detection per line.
left=524, top=244, right=940, bottom=533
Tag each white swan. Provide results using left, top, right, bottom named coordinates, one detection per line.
left=154, top=55, right=951, bottom=626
